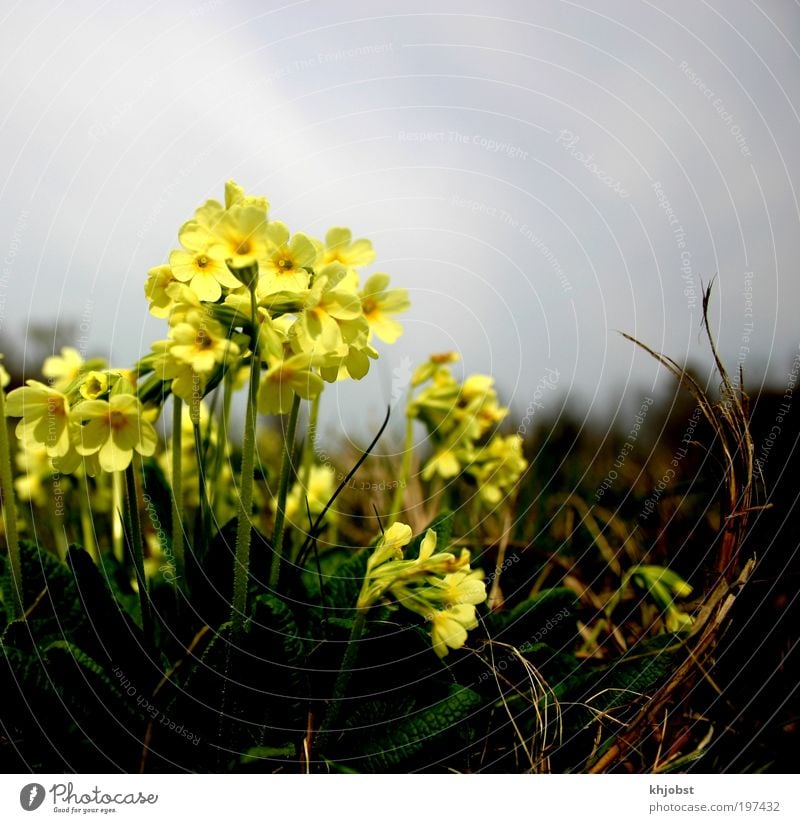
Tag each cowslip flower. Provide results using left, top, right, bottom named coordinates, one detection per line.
left=291, top=266, right=364, bottom=354
left=169, top=221, right=241, bottom=302
left=167, top=311, right=241, bottom=376
left=320, top=226, right=376, bottom=269
left=211, top=204, right=271, bottom=268
left=256, top=222, right=316, bottom=296
left=359, top=274, right=410, bottom=344
left=466, top=434, right=527, bottom=506
left=356, top=523, right=484, bottom=656
left=42, top=347, right=84, bottom=391
left=145, top=264, right=178, bottom=318
left=257, top=352, right=329, bottom=415
left=0, top=353, right=10, bottom=388
left=79, top=370, right=109, bottom=400
left=430, top=605, right=480, bottom=658
left=74, top=394, right=157, bottom=472
left=5, top=380, right=72, bottom=457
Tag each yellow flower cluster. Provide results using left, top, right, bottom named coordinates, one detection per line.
left=143, top=180, right=409, bottom=417
left=4, top=348, right=156, bottom=475
left=408, top=354, right=527, bottom=506
left=358, top=522, right=487, bottom=657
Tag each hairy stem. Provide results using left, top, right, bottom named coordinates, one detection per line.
left=170, top=396, right=184, bottom=591
left=232, top=286, right=261, bottom=634
left=124, top=460, right=153, bottom=644
left=269, top=392, right=302, bottom=590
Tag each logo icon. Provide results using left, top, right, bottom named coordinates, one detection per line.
left=19, top=783, right=45, bottom=812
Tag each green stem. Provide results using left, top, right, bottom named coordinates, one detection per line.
left=112, top=470, right=124, bottom=562
left=269, top=392, right=302, bottom=590
left=78, top=473, right=98, bottom=563
left=170, top=397, right=184, bottom=591
left=212, top=369, right=234, bottom=514
left=389, top=414, right=414, bottom=522
left=231, top=286, right=261, bottom=635
left=299, top=390, right=320, bottom=495
left=124, top=460, right=153, bottom=644
left=319, top=608, right=367, bottom=740
left=193, top=422, right=211, bottom=560
left=0, top=388, right=23, bottom=619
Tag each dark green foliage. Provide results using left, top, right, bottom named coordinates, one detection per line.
left=335, top=684, right=483, bottom=772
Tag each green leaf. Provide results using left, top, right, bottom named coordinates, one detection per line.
left=343, top=684, right=483, bottom=771
left=489, top=587, right=579, bottom=649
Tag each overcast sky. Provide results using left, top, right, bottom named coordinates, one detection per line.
left=1, top=0, right=799, bottom=442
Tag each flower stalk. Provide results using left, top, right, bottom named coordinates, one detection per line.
left=269, top=392, right=302, bottom=590
left=170, top=396, right=185, bottom=591
left=0, top=386, right=23, bottom=619
left=231, top=282, right=261, bottom=634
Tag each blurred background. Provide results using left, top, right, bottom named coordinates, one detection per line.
left=1, top=0, right=799, bottom=444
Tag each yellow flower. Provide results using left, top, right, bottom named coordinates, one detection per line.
left=211, top=204, right=270, bottom=268
left=145, top=264, right=178, bottom=318
left=5, top=380, right=72, bottom=457
left=14, top=440, right=50, bottom=506
left=42, top=347, right=84, bottom=391
left=284, top=464, right=336, bottom=531
left=321, top=227, right=376, bottom=269
left=257, top=352, right=325, bottom=415
left=0, top=353, right=10, bottom=388
left=359, top=274, right=410, bottom=344
left=256, top=222, right=316, bottom=297
left=467, top=435, right=527, bottom=505
left=430, top=605, right=479, bottom=658
left=169, top=221, right=241, bottom=303
left=224, top=179, right=270, bottom=213
left=168, top=312, right=241, bottom=376
left=426, top=569, right=487, bottom=607
left=291, top=265, right=364, bottom=354
left=79, top=370, right=109, bottom=400
left=422, top=446, right=463, bottom=481
left=74, top=394, right=158, bottom=473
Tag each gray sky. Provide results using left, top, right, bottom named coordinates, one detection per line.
left=2, top=0, right=799, bottom=442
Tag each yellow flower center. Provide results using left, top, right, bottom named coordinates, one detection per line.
left=276, top=256, right=294, bottom=272
left=235, top=238, right=252, bottom=256
left=195, top=329, right=214, bottom=350
left=46, top=397, right=66, bottom=418
left=196, top=254, right=209, bottom=269
left=109, top=410, right=129, bottom=431
left=271, top=366, right=294, bottom=383
left=362, top=297, right=378, bottom=317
